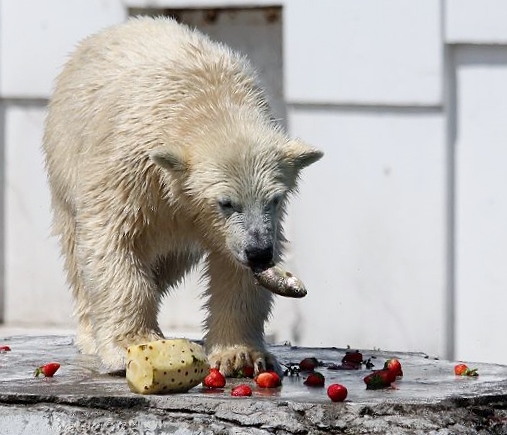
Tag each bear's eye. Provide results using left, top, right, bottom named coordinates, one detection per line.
left=268, top=194, right=283, bottom=210
left=217, top=198, right=239, bottom=215
left=272, top=195, right=282, bottom=207
left=262, top=194, right=283, bottom=213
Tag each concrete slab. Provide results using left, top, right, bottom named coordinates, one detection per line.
left=1, top=335, right=507, bottom=434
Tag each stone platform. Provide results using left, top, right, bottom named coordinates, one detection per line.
left=1, top=335, right=507, bottom=434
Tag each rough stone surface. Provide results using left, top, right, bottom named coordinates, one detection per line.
left=1, top=335, right=507, bottom=434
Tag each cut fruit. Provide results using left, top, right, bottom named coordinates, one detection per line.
left=126, top=339, right=210, bottom=394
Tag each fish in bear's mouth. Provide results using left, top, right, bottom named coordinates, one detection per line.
left=251, top=263, right=307, bottom=298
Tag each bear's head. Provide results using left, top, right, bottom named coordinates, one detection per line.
left=151, top=133, right=322, bottom=271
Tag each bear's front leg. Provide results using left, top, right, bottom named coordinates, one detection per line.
left=203, top=255, right=281, bottom=377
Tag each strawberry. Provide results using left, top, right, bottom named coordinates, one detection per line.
left=383, top=358, right=403, bottom=377
left=342, top=350, right=363, bottom=365
left=363, top=369, right=396, bottom=389
left=231, top=384, right=253, bottom=396
left=203, top=368, right=226, bottom=388
left=0, top=345, right=11, bottom=352
left=299, top=357, right=319, bottom=372
left=454, top=363, right=468, bottom=376
left=454, top=363, right=478, bottom=377
left=255, top=371, right=282, bottom=388
left=303, top=371, right=325, bottom=387
left=34, top=362, right=60, bottom=378
left=327, top=383, right=348, bottom=402
left=242, top=365, right=255, bottom=378
left=235, top=365, right=255, bottom=378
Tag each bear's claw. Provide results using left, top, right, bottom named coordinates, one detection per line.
left=208, top=345, right=282, bottom=377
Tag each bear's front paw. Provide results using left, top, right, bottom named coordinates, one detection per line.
left=207, top=345, right=282, bottom=377
left=96, top=330, right=165, bottom=373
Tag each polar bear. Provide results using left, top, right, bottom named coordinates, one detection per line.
left=43, top=17, right=322, bottom=374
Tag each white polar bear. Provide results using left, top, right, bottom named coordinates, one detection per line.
left=43, top=17, right=322, bottom=375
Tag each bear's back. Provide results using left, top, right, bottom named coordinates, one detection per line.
left=46, top=17, right=255, bottom=137
left=43, top=17, right=266, bottom=200
left=69, top=17, right=237, bottom=76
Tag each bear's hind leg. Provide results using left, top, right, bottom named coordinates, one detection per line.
left=51, top=197, right=97, bottom=355
left=80, top=243, right=165, bottom=371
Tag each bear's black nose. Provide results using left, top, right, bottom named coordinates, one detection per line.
left=245, top=245, right=273, bottom=268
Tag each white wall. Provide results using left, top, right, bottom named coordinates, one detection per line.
left=445, top=0, right=507, bottom=363
left=1, top=0, right=506, bottom=364
left=283, top=109, right=446, bottom=354
left=453, top=46, right=507, bottom=364
left=3, top=105, right=72, bottom=325
left=272, top=0, right=448, bottom=358
left=284, top=0, right=442, bottom=105
left=0, top=0, right=127, bottom=98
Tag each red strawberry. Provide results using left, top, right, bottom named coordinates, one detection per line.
left=299, top=357, right=319, bottom=372
left=327, top=383, right=348, bottom=402
left=0, top=345, right=11, bottom=352
left=235, top=365, right=255, bottom=378
left=303, top=371, right=325, bottom=387
left=454, top=363, right=478, bottom=377
left=231, top=384, right=252, bottom=396
left=34, top=362, right=60, bottom=378
left=342, top=350, right=363, bottom=365
left=454, top=363, right=468, bottom=376
left=363, top=370, right=396, bottom=389
left=203, top=368, right=226, bottom=388
left=255, top=371, right=282, bottom=388
left=243, top=365, right=255, bottom=378
left=384, top=358, right=403, bottom=377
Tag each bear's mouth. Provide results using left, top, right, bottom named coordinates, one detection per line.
left=249, top=261, right=275, bottom=275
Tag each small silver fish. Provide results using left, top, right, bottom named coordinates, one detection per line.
left=253, top=265, right=307, bottom=298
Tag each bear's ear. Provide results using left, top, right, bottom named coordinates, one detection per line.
left=150, top=146, right=188, bottom=172
left=283, top=139, right=324, bottom=170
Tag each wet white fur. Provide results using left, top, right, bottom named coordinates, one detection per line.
left=43, top=17, right=322, bottom=374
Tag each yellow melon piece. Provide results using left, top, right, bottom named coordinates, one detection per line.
left=126, top=339, right=210, bottom=394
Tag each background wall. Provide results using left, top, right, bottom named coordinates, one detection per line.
left=0, top=0, right=506, bottom=365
